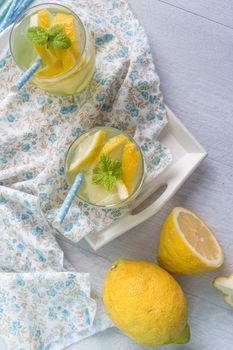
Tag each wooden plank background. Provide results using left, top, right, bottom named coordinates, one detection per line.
left=61, top=1, right=233, bottom=349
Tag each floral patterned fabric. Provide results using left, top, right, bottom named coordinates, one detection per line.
left=0, top=0, right=171, bottom=349
left=0, top=272, right=97, bottom=349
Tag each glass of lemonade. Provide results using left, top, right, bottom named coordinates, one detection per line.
left=10, top=3, right=95, bottom=95
left=65, top=127, right=145, bottom=208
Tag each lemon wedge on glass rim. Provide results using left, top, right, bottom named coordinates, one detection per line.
left=158, top=207, right=224, bottom=274
left=68, top=129, right=105, bottom=173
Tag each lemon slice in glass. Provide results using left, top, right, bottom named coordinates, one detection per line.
left=99, top=134, right=128, bottom=158
left=116, top=180, right=129, bottom=201
left=35, top=61, right=63, bottom=77
left=52, top=13, right=80, bottom=70
left=85, top=176, right=120, bottom=205
left=53, top=13, right=81, bottom=59
left=30, top=11, right=57, bottom=66
left=38, top=9, right=51, bottom=28
left=68, top=129, right=105, bottom=173
left=122, top=142, right=140, bottom=194
left=158, top=207, right=224, bottom=274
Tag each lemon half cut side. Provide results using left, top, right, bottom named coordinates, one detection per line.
left=158, top=207, right=224, bottom=274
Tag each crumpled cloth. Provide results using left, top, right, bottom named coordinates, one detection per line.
left=0, top=0, right=172, bottom=349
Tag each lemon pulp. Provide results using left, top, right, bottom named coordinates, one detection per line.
left=158, top=207, right=224, bottom=274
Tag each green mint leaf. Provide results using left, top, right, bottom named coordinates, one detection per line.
left=103, top=174, right=117, bottom=191
left=92, top=169, right=104, bottom=185
left=49, top=33, right=71, bottom=49
left=48, top=24, right=62, bottom=39
left=92, top=153, right=122, bottom=192
left=111, top=159, right=122, bottom=179
left=100, top=153, right=112, bottom=172
left=27, top=26, right=48, bottom=45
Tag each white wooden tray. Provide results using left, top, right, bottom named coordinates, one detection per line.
left=0, top=27, right=206, bottom=251
left=86, top=107, right=207, bottom=250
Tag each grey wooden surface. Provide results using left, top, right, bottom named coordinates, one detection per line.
left=61, top=1, right=233, bottom=349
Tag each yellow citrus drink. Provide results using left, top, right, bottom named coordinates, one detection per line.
left=10, top=4, right=95, bottom=95
left=65, top=127, right=145, bottom=208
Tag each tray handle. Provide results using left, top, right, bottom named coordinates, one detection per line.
left=122, top=153, right=205, bottom=229
left=125, top=174, right=179, bottom=228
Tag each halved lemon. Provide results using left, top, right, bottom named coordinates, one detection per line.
left=116, top=180, right=129, bottom=201
left=213, top=274, right=233, bottom=307
left=122, top=142, right=140, bottom=194
left=68, top=129, right=106, bottom=173
left=158, top=207, right=224, bottom=274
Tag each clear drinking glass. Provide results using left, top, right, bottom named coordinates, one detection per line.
left=10, top=3, right=95, bottom=95
left=65, top=127, right=145, bottom=209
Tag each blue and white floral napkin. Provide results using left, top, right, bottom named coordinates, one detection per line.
left=0, top=272, right=97, bottom=349
left=0, top=0, right=172, bottom=242
left=0, top=0, right=172, bottom=348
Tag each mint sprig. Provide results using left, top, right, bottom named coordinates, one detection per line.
left=27, top=25, right=71, bottom=49
left=92, top=154, right=122, bottom=192
left=28, top=26, right=48, bottom=45
left=48, top=24, right=62, bottom=39
left=49, top=33, right=72, bottom=49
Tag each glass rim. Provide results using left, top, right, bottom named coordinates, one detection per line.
left=9, top=2, right=87, bottom=82
left=64, top=126, right=146, bottom=209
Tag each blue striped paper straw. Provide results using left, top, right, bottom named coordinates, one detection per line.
left=0, top=0, right=13, bottom=26
left=55, top=172, right=84, bottom=224
left=0, top=0, right=7, bottom=8
left=16, top=56, right=41, bottom=90
left=0, top=0, right=17, bottom=32
left=9, top=0, right=34, bottom=24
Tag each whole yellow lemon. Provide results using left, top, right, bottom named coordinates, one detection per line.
left=103, top=259, right=190, bottom=346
